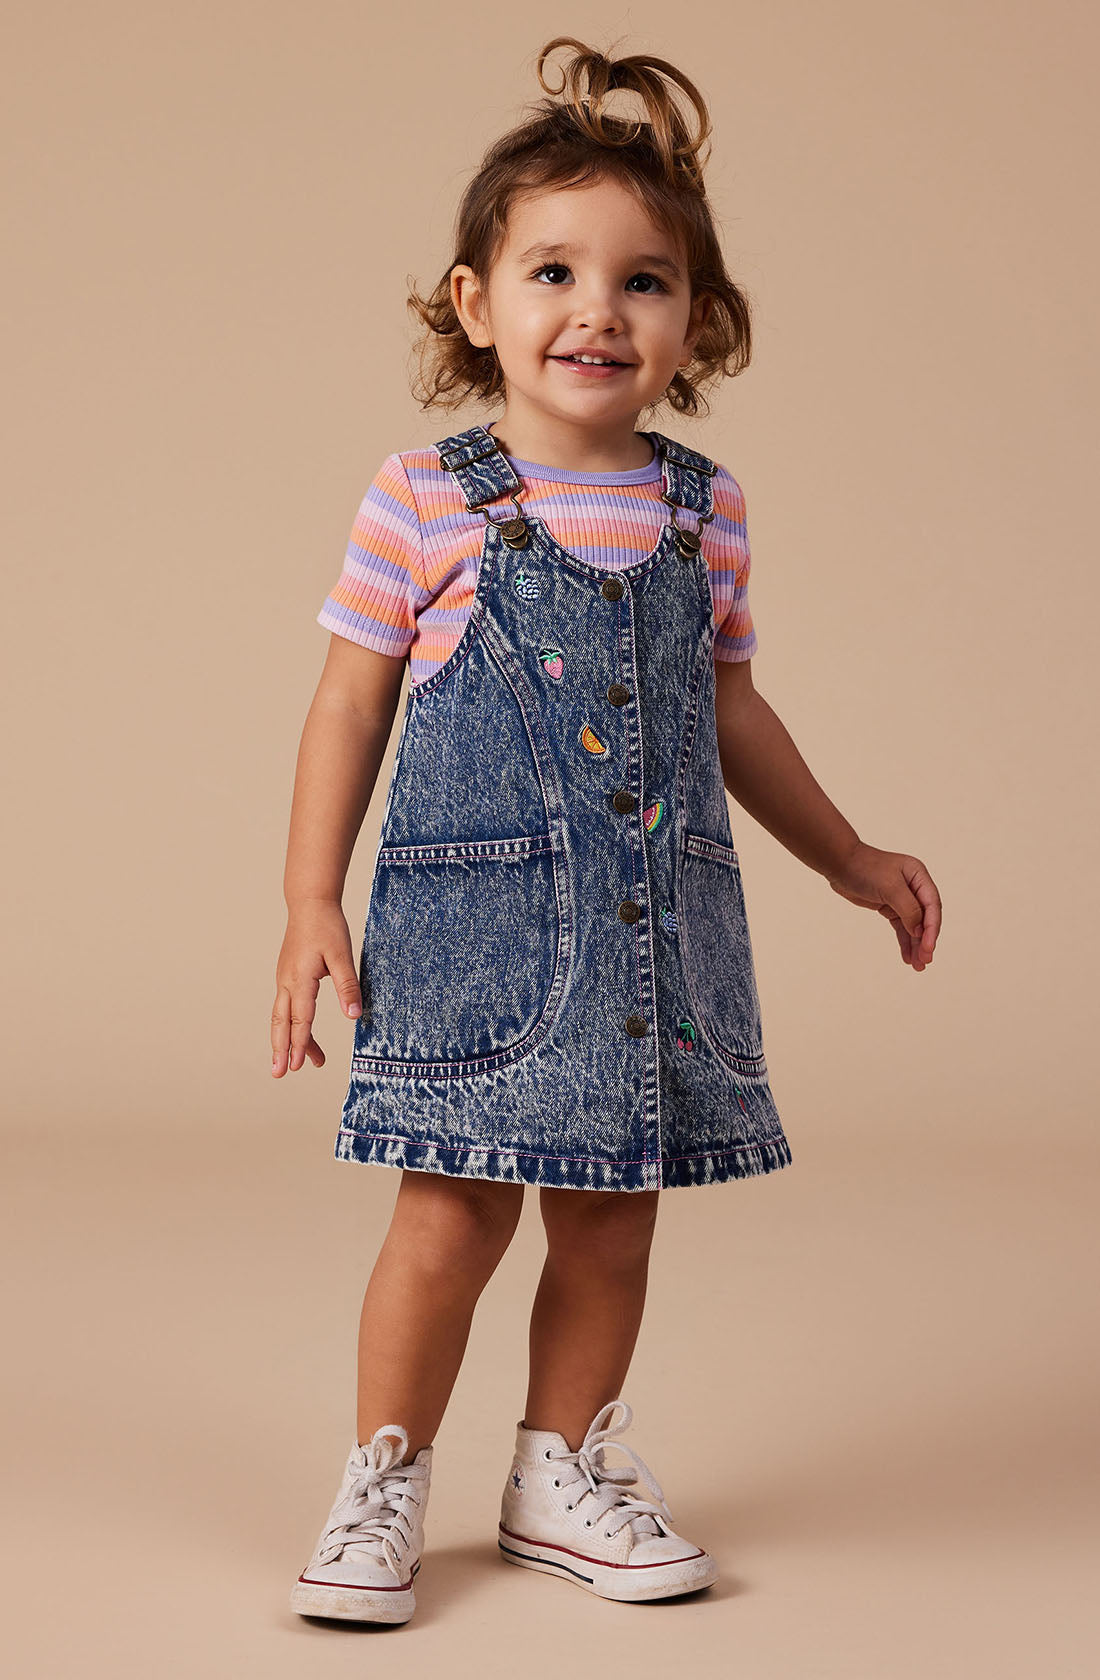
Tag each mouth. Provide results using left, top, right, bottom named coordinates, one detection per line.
left=549, top=354, right=633, bottom=377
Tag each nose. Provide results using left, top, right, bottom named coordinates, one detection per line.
left=571, top=280, right=625, bottom=337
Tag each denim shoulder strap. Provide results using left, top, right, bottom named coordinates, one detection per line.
left=646, top=431, right=718, bottom=518
left=433, top=424, right=522, bottom=511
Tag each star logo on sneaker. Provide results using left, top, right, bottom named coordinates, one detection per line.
left=510, top=1462, right=525, bottom=1495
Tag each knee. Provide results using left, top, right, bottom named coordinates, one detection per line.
left=539, top=1188, right=659, bottom=1272
left=394, top=1173, right=524, bottom=1275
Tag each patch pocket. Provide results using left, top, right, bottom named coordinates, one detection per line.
left=677, top=830, right=765, bottom=1065
left=354, top=833, right=563, bottom=1068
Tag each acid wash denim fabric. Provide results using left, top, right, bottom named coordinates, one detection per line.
left=335, top=423, right=793, bottom=1192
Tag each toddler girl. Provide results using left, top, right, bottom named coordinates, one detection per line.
left=271, top=36, right=941, bottom=1622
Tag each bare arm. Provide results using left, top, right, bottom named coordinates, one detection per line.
left=714, top=658, right=941, bottom=969
left=272, top=635, right=407, bottom=1075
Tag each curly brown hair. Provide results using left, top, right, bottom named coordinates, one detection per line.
left=406, top=36, right=752, bottom=420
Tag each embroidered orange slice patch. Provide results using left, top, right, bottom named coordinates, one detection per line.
left=579, top=724, right=607, bottom=755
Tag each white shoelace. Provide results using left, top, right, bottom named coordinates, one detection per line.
left=544, top=1399, right=674, bottom=1542
left=317, top=1426, right=430, bottom=1576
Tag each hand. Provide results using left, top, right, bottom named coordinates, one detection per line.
left=270, top=899, right=363, bottom=1075
left=826, top=842, right=941, bottom=971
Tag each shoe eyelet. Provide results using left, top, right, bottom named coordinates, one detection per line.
left=584, top=1519, right=592, bottom=1527
left=552, top=1478, right=559, bottom=1487
left=543, top=1449, right=552, bottom=1460
left=565, top=1502, right=574, bottom=1511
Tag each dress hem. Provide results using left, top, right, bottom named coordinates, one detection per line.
left=334, top=1126, right=792, bottom=1191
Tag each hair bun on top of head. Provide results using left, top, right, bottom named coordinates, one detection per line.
left=534, top=36, right=712, bottom=192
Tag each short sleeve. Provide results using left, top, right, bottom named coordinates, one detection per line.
left=710, top=467, right=759, bottom=663
left=316, top=453, right=429, bottom=658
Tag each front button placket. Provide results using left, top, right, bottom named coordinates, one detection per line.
left=595, top=560, right=663, bottom=1175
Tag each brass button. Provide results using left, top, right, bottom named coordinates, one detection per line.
left=611, top=789, right=636, bottom=814
left=606, top=683, right=630, bottom=706
left=618, top=900, right=641, bottom=924
left=601, top=577, right=625, bottom=601
left=624, top=1014, right=648, bottom=1037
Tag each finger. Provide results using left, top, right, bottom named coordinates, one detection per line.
left=288, top=975, right=322, bottom=1072
left=893, top=877, right=926, bottom=948
left=292, top=1031, right=326, bottom=1071
left=880, top=897, right=928, bottom=969
left=287, top=1029, right=326, bottom=1072
left=271, top=985, right=294, bottom=1075
left=880, top=904, right=914, bottom=966
left=329, top=957, right=363, bottom=1019
left=913, top=872, right=942, bottom=961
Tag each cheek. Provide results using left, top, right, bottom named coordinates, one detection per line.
left=508, top=297, right=561, bottom=353
left=641, top=305, right=690, bottom=354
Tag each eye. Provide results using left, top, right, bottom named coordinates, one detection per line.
left=626, top=272, right=668, bottom=294
left=533, top=264, right=571, bottom=284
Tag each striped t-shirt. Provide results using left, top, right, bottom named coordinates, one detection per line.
left=317, top=435, right=758, bottom=686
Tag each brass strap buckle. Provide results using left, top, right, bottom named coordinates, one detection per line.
left=660, top=494, right=715, bottom=558
left=480, top=490, right=530, bottom=550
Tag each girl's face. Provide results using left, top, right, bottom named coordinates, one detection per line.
left=451, top=179, right=710, bottom=437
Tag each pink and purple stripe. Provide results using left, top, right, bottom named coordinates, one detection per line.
left=318, top=446, right=758, bottom=684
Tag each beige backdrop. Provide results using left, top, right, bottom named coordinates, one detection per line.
left=4, top=2, right=1097, bottom=1675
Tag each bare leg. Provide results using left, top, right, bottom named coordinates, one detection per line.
left=356, top=1171, right=524, bottom=1458
left=524, top=1188, right=660, bottom=1449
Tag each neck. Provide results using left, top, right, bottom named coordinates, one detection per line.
left=486, top=405, right=655, bottom=473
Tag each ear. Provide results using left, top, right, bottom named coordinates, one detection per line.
left=450, top=264, right=493, bottom=349
left=679, top=292, right=713, bottom=365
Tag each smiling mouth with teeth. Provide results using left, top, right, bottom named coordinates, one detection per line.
left=552, top=353, right=630, bottom=366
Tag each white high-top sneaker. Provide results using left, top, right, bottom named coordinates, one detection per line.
left=290, top=1424, right=432, bottom=1623
left=498, top=1398, right=717, bottom=1602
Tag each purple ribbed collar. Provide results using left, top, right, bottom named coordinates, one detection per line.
left=486, top=425, right=662, bottom=485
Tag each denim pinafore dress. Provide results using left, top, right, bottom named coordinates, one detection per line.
left=335, top=423, right=792, bottom=1192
